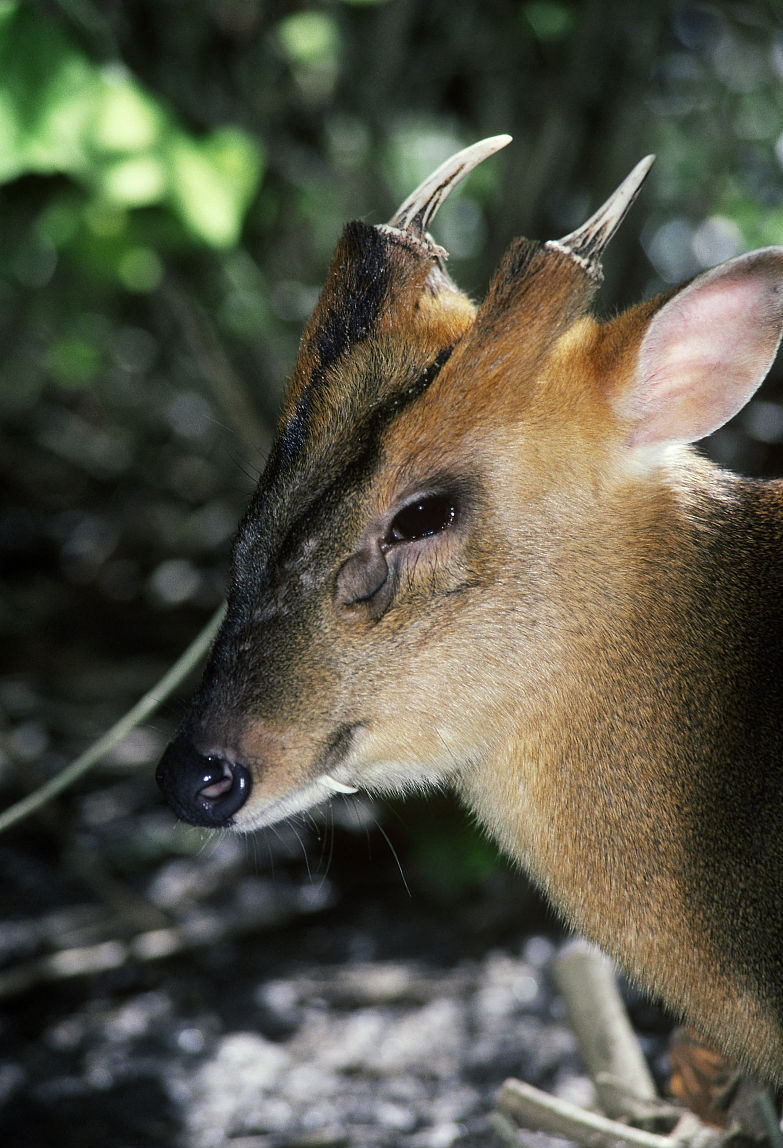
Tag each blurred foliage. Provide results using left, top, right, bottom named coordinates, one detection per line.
left=0, top=3, right=262, bottom=247
left=1, top=0, right=783, bottom=875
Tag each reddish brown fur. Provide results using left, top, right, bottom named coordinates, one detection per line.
left=157, top=151, right=783, bottom=1083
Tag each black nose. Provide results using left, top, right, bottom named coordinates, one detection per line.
left=156, top=737, right=251, bottom=827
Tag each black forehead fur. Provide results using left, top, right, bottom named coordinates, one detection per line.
left=273, top=221, right=396, bottom=477
left=308, top=221, right=393, bottom=377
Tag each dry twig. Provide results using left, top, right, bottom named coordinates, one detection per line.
left=493, top=1079, right=725, bottom=1148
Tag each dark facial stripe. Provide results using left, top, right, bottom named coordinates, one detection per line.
left=309, top=221, right=392, bottom=374
left=275, top=389, right=312, bottom=476
left=261, top=345, right=456, bottom=571
left=273, top=221, right=394, bottom=478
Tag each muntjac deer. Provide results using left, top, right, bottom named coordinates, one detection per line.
left=157, top=137, right=783, bottom=1083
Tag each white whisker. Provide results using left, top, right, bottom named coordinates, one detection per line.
left=375, top=816, right=412, bottom=899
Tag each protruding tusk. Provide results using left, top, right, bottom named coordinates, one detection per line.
left=319, top=774, right=359, bottom=795
left=388, top=134, right=512, bottom=241
left=546, top=155, right=655, bottom=281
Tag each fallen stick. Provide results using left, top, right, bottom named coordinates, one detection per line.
left=553, top=941, right=663, bottom=1123
left=494, top=1078, right=725, bottom=1148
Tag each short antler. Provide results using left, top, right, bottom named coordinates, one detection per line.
left=547, top=155, right=655, bottom=280
left=387, top=134, right=512, bottom=242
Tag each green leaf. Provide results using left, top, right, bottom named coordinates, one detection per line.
left=169, top=128, right=264, bottom=248
left=91, top=66, right=164, bottom=153
left=98, top=154, right=168, bottom=207
left=522, top=1, right=574, bottom=42
left=0, top=6, right=94, bottom=180
left=275, top=10, right=340, bottom=66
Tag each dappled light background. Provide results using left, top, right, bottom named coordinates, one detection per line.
left=2, top=3, right=783, bottom=1146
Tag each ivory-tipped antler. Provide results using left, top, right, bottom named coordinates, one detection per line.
left=547, top=155, right=655, bottom=280
left=388, top=134, right=512, bottom=241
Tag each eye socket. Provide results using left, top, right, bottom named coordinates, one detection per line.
left=386, top=495, right=457, bottom=546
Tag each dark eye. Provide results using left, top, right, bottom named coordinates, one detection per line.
left=386, top=495, right=456, bottom=545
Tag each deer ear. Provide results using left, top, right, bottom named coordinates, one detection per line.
left=621, top=249, right=783, bottom=448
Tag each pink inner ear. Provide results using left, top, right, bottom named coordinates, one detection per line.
left=629, top=252, right=783, bottom=449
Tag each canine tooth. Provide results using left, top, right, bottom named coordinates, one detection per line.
left=319, top=775, right=359, bottom=795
